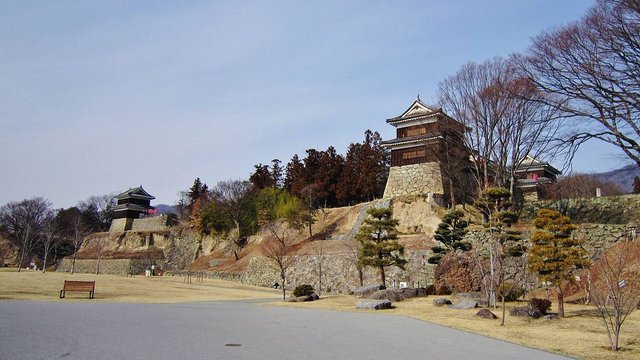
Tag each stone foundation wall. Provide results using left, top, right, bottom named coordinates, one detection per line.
left=109, top=218, right=133, bottom=232
left=383, top=163, right=444, bottom=200
left=57, top=258, right=132, bottom=275
left=131, top=216, right=170, bottom=231
left=108, top=215, right=171, bottom=232
left=464, top=223, right=636, bottom=261
left=520, top=194, right=640, bottom=225
left=239, top=249, right=436, bottom=294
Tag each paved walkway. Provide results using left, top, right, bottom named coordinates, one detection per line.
left=0, top=300, right=570, bottom=360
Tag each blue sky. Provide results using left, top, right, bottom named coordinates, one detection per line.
left=2, top=0, right=619, bottom=208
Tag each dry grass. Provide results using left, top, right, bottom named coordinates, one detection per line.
left=3, top=268, right=639, bottom=359
left=276, top=295, right=640, bottom=360
left=0, top=268, right=280, bottom=303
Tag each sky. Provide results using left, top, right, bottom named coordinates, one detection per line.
left=2, top=0, right=622, bottom=208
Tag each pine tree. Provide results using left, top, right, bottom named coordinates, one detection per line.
left=428, top=209, right=470, bottom=264
left=528, top=209, right=589, bottom=317
left=355, top=207, right=406, bottom=287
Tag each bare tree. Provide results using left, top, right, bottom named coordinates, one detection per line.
left=70, top=216, right=90, bottom=274
left=588, top=241, right=640, bottom=351
left=212, top=180, right=254, bottom=261
left=439, top=58, right=563, bottom=197
left=439, top=59, right=509, bottom=193
left=39, top=214, right=59, bottom=272
left=0, top=198, right=52, bottom=272
left=341, top=238, right=364, bottom=287
left=77, top=194, right=114, bottom=232
left=517, top=0, right=640, bottom=167
left=262, top=225, right=296, bottom=300
left=544, top=173, right=624, bottom=199
left=312, top=240, right=325, bottom=296
left=93, top=235, right=107, bottom=275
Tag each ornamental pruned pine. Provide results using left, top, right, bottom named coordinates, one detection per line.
left=355, top=207, right=407, bottom=287
left=528, top=209, right=589, bottom=317
left=428, top=209, right=471, bottom=264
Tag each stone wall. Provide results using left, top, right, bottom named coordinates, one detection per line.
left=59, top=225, right=197, bottom=276
left=109, top=218, right=133, bottom=232
left=108, top=215, right=172, bottom=232
left=574, top=224, right=637, bottom=259
left=463, top=223, right=636, bottom=261
left=131, top=215, right=171, bottom=231
left=57, top=258, right=132, bottom=275
left=239, top=249, right=436, bottom=294
left=383, top=162, right=444, bottom=200
left=520, top=194, right=640, bottom=224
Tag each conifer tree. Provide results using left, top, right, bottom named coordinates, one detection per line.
left=428, top=209, right=470, bottom=264
left=355, top=207, right=406, bottom=287
left=528, top=209, right=589, bottom=317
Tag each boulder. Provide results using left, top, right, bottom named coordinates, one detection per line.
left=475, top=309, right=498, bottom=319
left=354, top=284, right=386, bottom=298
left=447, top=299, right=479, bottom=310
left=453, top=292, right=487, bottom=306
left=509, top=306, right=543, bottom=319
left=453, top=292, right=483, bottom=301
left=356, top=299, right=392, bottom=310
left=287, top=293, right=320, bottom=302
left=432, top=298, right=452, bottom=307
left=368, top=288, right=417, bottom=302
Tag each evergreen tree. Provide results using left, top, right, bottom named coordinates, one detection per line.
left=528, top=209, right=589, bottom=317
left=249, top=164, right=274, bottom=189
left=428, top=209, right=470, bottom=264
left=355, top=207, right=406, bottom=287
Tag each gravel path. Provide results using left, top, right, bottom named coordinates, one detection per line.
left=0, top=300, right=571, bottom=360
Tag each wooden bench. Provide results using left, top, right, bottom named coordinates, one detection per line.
left=60, top=280, right=95, bottom=299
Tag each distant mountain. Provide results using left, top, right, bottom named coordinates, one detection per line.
left=154, top=204, right=176, bottom=215
left=592, top=164, right=640, bottom=193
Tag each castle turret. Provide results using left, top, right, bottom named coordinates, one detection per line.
left=382, top=97, right=471, bottom=205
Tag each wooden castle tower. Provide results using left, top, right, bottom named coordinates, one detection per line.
left=382, top=97, right=471, bottom=205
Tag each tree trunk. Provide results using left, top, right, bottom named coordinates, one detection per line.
left=42, top=251, right=48, bottom=273
left=379, top=266, right=386, bottom=287
left=71, top=251, right=77, bottom=274
left=281, top=272, right=286, bottom=301
left=448, top=177, right=456, bottom=208
left=17, top=246, right=26, bottom=273
left=358, top=268, right=364, bottom=286
left=557, top=285, right=565, bottom=317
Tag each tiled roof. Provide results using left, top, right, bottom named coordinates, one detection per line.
left=381, top=134, right=441, bottom=147
left=114, top=186, right=155, bottom=201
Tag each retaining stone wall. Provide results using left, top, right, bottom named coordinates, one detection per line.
left=57, top=258, right=131, bottom=275
left=520, top=194, right=640, bottom=224
left=383, top=163, right=444, bottom=199
left=131, top=216, right=170, bottom=231
left=463, top=223, right=636, bottom=261
left=239, top=249, right=436, bottom=294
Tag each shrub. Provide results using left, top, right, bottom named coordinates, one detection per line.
left=497, top=281, right=525, bottom=301
left=293, top=284, right=315, bottom=297
left=529, top=298, right=552, bottom=314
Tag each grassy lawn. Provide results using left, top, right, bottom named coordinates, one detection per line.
left=2, top=268, right=638, bottom=359
left=276, top=294, right=640, bottom=360
left=0, top=268, right=280, bottom=303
